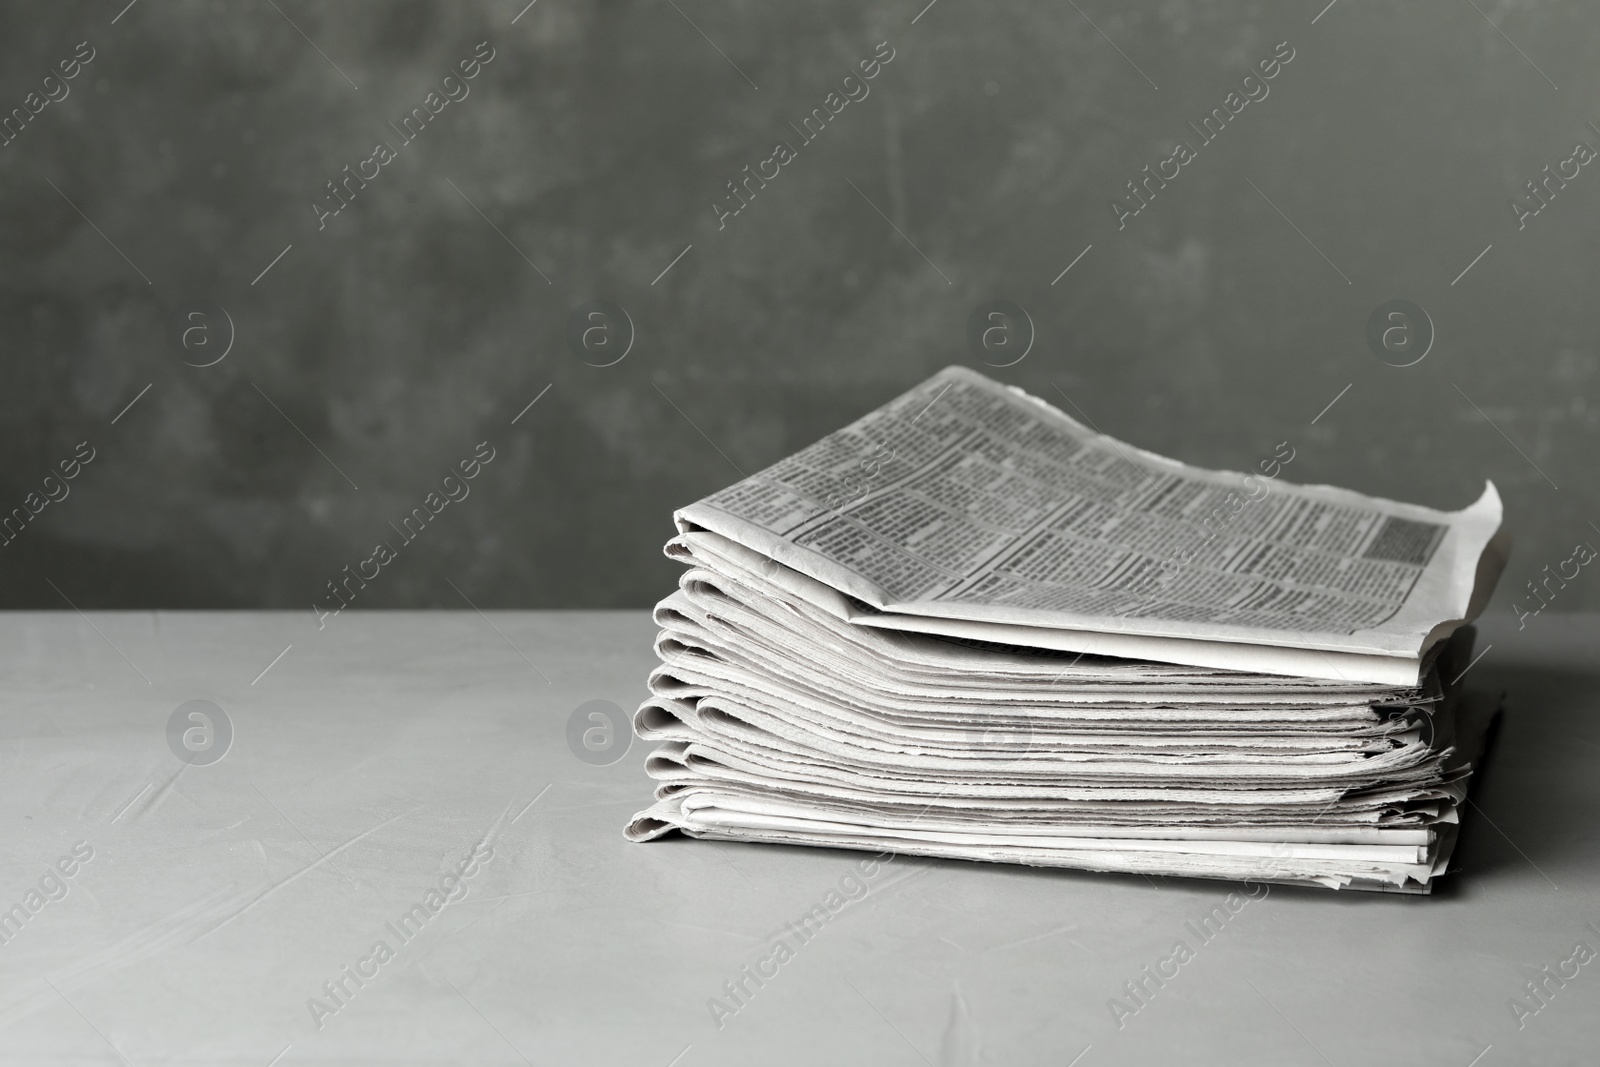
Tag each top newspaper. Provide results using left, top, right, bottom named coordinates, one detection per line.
left=675, top=367, right=1505, bottom=686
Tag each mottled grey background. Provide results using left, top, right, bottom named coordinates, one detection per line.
left=1, top=0, right=1595, bottom=618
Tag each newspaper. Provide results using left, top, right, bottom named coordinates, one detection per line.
left=629, top=367, right=1507, bottom=891
left=674, top=367, right=1506, bottom=685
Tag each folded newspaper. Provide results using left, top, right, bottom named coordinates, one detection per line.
left=626, top=367, right=1508, bottom=892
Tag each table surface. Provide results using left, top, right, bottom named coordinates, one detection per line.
left=0, top=608, right=1595, bottom=1067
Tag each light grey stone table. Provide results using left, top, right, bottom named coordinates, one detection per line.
left=0, top=610, right=1595, bottom=1066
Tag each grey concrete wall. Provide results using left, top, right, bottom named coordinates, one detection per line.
left=1, top=0, right=1595, bottom=622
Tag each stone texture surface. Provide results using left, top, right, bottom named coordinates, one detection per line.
left=0, top=0, right=1595, bottom=612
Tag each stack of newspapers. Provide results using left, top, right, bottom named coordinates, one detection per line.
left=626, top=367, right=1509, bottom=892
